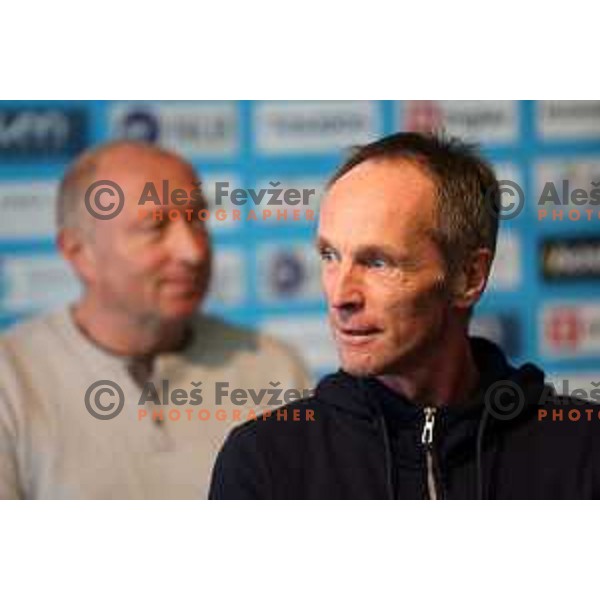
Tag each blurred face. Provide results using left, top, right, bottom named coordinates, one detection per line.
left=318, top=159, right=455, bottom=377
left=82, top=152, right=212, bottom=325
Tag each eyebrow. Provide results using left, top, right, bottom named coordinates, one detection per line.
left=315, top=236, right=331, bottom=251
left=316, top=236, right=416, bottom=264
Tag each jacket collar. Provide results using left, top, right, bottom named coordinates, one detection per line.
left=314, top=336, right=545, bottom=424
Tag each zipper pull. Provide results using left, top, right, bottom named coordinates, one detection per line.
left=421, top=406, right=437, bottom=446
left=421, top=407, right=439, bottom=500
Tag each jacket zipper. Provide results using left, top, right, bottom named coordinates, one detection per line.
left=421, top=407, right=438, bottom=500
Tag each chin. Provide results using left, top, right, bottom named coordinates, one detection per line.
left=160, top=299, right=202, bottom=321
left=339, top=351, right=385, bottom=377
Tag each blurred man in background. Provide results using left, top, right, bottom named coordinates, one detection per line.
left=0, top=141, right=311, bottom=499
left=210, top=132, right=600, bottom=500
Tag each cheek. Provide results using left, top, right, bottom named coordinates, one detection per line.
left=125, top=243, right=171, bottom=276
left=320, top=268, right=335, bottom=297
left=379, top=276, right=448, bottom=320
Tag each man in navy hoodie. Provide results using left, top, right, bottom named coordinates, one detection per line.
left=210, top=132, right=600, bottom=500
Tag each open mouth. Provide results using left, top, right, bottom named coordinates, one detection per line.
left=336, top=327, right=382, bottom=345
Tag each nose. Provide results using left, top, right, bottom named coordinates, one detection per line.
left=168, top=219, right=210, bottom=266
left=329, top=262, right=364, bottom=315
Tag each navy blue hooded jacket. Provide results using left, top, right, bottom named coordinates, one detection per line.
left=209, top=338, right=600, bottom=499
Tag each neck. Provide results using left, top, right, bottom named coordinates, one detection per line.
left=72, top=296, right=190, bottom=357
left=377, top=333, right=479, bottom=408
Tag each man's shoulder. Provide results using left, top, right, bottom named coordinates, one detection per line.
left=0, top=308, right=78, bottom=418
left=191, top=313, right=258, bottom=345
left=0, top=308, right=70, bottom=363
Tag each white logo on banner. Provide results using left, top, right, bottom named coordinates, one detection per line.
left=0, top=110, right=73, bottom=152
left=206, top=249, right=245, bottom=308
left=109, top=102, right=239, bottom=158
left=258, top=243, right=322, bottom=303
left=0, top=181, right=58, bottom=239
left=255, top=101, right=380, bottom=154
left=537, top=101, right=600, bottom=139
left=541, top=302, right=600, bottom=357
left=0, top=254, right=81, bottom=312
left=535, top=159, right=600, bottom=208
left=401, top=100, right=519, bottom=144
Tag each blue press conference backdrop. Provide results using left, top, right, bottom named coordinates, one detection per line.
left=0, top=100, right=599, bottom=389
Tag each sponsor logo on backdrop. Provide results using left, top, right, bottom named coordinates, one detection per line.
left=469, top=313, right=521, bottom=358
left=0, top=181, right=58, bottom=239
left=271, top=253, right=305, bottom=295
left=541, top=303, right=600, bottom=357
left=541, top=237, right=600, bottom=281
left=401, top=100, right=518, bottom=144
left=488, top=230, right=522, bottom=291
left=404, top=100, right=444, bottom=132
left=119, top=110, right=160, bottom=143
left=255, top=101, right=380, bottom=154
left=109, top=102, right=239, bottom=158
left=258, top=243, right=322, bottom=302
left=537, top=101, right=600, bottom=139
left=535, top=159, right=600, bottom=222
left=0, top=107, right=88, bottom=160
left=262, top=315, right=337, bottom=375
left=0, top=254, right=81, bottom=312
left=205, top=249, right=245, bottom=308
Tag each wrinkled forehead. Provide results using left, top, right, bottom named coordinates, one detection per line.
left=319, top=158, right=438, bottom=245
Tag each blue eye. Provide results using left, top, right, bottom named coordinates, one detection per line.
left=318, top=248, right=337, bottom=262
left=367, top=257, right=387, bottom=269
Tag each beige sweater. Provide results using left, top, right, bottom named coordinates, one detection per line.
left=0, top=307, right=312, bottom=499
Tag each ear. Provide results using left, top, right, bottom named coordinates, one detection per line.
left=452, top=248, right=494, bottom=310
left=57, top=228, right=97, bottom=287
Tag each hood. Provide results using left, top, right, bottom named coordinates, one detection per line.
left=314, top=336, right=546, bottom=425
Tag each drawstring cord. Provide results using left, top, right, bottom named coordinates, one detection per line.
left=476, top=407, right=491, bottom=500
left=358, top=378, right=394, bottom=499
left=379, top=413, right=394, bottom=500
left=363, top=377, right=495, bottom=500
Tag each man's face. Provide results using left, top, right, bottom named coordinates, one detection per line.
left=82, top=153, right=212, bottom=325
left=317, top=159, right=455, bottom=377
